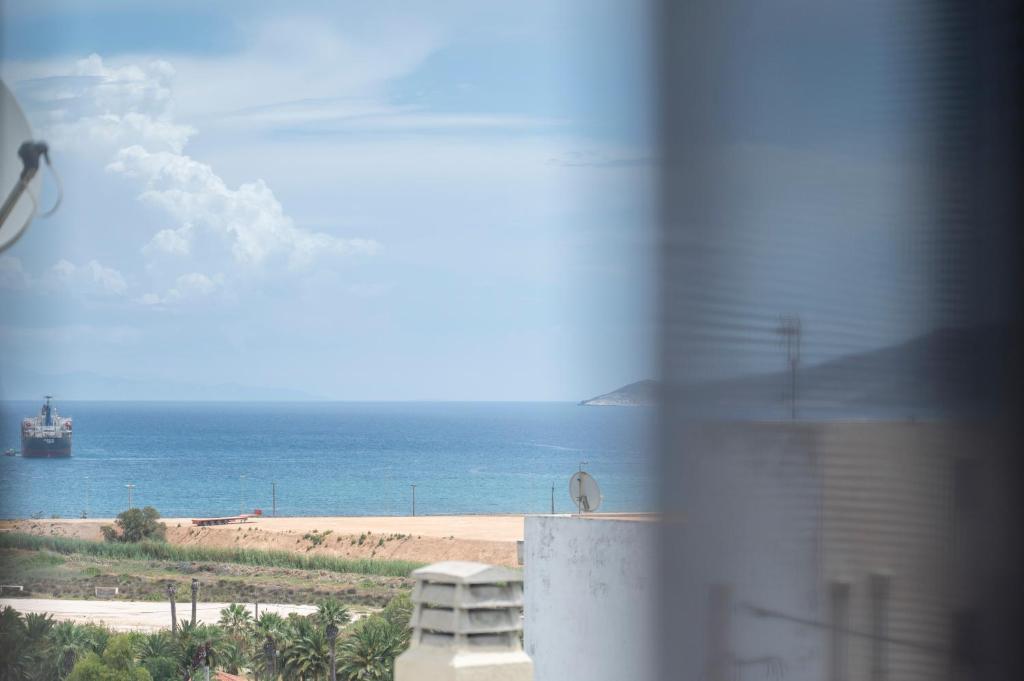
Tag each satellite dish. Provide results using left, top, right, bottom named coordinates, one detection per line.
left=568, top=471, right=602, bottom=513
left=0, top=79, right=57, bottom=254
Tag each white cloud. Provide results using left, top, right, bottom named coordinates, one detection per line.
left=10, top=53, right=194, bottom=153
left=48, top=259, right=128, bottom=296
left=137, top=271, right=224, bottom=306
left=109, top=145, right=380, bottom=269
left=174, top=272, right=218, bottom=295
left=144, top=225, right=192, bottom=256
left=6, top=44, right=385, bottom=299
left=0, top=256, right=31, bottom=290
left=167, top=17, right=443, bottom=125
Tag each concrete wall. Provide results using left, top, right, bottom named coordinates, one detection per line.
left=526, top=423, right=971, bottom=681
left=523, top=515, right=658, bottom=681
left=662, top=421, right=966, bottom=681
left=664, top=423, right=826, bottom=681
left=817, top=422, right=964, bottom=681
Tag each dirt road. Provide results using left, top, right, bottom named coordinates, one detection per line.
left=0, top=598, right=320, bottom=632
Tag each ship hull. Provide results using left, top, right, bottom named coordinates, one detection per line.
left=21, top=435, right=72, bottom=458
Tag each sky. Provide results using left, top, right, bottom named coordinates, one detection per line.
left=0, top=1, right=656, bottom=401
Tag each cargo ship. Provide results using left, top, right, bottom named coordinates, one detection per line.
left=21, top=396, right=72, bottom=458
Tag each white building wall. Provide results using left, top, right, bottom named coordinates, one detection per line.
left=523, top=515, right=658, bottom=681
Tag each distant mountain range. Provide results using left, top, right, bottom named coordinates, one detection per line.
left=0, top=366, right=324, bottom=402
left=581, top=325, right=1010, bottom=417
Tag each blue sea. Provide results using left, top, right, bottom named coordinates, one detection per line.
left=0, top=401, right=654, bottom=519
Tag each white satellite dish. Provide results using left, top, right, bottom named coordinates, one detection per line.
left=568, top=470, right=602, bottom=514
left=0, top=79, right=57, bottom=253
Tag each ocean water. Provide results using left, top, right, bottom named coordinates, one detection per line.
left=0, top=401, right=654, bottom=519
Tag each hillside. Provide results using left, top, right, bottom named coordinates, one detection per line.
left=580, top=379, right=658, bottom=406
left=582, top=325, right=1010, bottom=418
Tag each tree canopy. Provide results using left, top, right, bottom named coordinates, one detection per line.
left=100, top=507, right=166, bottom=543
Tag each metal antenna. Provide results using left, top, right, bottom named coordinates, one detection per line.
left=577, top=462, right=589, bottom=515
left=776, top=315, right=802, bottom=419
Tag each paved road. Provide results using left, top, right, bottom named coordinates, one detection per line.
left=0, top=598, right=318, bottom=631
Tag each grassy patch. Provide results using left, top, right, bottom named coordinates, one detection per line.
left=302, top=529, right=332, bottom=547
left=22, top=551, right=66, bottom=568
left=0, top=532, right=422, bottom=577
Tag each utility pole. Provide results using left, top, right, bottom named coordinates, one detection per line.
left=272, top=481, right=276, bottom=517
left=239, top=474, right=246, bottom=516
left=411, top=484, right=417, bottom=517
left=776, top=315, right=802, bottom=420
left=166, top=584, right=177, bottom=633
left=551, top=483, right=555, bottom=514
left=190, top=578, right=199, bottom=626
left=125, top=484, right=135, bottom=510
left=84, top=476, right=90, bottom=519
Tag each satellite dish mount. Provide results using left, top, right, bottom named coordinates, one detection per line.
left=0, top=79, right=61, bottom=254
left=568, top=462, right=602, bottom=516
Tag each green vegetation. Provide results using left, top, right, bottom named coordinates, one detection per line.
left=0, top=547, right=411, bottom=607
left=302, top=530, right=332, bottom=548
left=100, top=508, right=166, bottom=544
left=0, top=596, right=412, bottom=681
left=0, top=533, right=423, bottom=578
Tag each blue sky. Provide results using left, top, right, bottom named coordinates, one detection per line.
left=0, top=1, right=655, bottom=400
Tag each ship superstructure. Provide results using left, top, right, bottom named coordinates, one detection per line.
left=21, top=395, right=72, bottom=458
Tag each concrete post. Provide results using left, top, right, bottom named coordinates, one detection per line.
left=396, top=561, right=533, bottom=681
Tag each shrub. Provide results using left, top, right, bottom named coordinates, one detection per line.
left=101, top=508, right=166, bottom=544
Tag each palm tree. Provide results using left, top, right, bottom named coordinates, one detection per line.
left=316, top=599, right=351, bottom=631
left=336, top=616, right=408, bottom=681
left=281, top=617, right=329, bottom=681
left=255, top=611, right=287, bottom=639
left=175, top=621, right=224, bottom=681
left=381, top=594, right=412, bottom=630
left=23, top=612, right=55, bottom=641
left=252, top=612, right=288, bottom=681
left=0, top=606, right=30, bottom=681
left=79, top=624, right=110, bottom=657
left=51, top=621, right=93, bottom=679
left=316, top=599, right=351, bottom=681
left=20, top=612, right=57, bottom=681
left=135, top=629, right=178, bottom=681
left=136, top=630, right=177, bottom=662
left=218, top=603, right=253, bottom=638
left=217, top=638, right=251, bottom=675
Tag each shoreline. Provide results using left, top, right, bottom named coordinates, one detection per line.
left=0, top=513, right=654, bottom=566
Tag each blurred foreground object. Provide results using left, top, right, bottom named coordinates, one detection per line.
left=395, top=561, right=532, bottom=681
left=656, top=1, right=1023, bottom=680
left=0, top=79, right=60, bottom=253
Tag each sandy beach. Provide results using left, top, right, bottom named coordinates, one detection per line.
left=0, top=514, right=653, bottom=566
left=0, top=514, right=530, bottom=565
